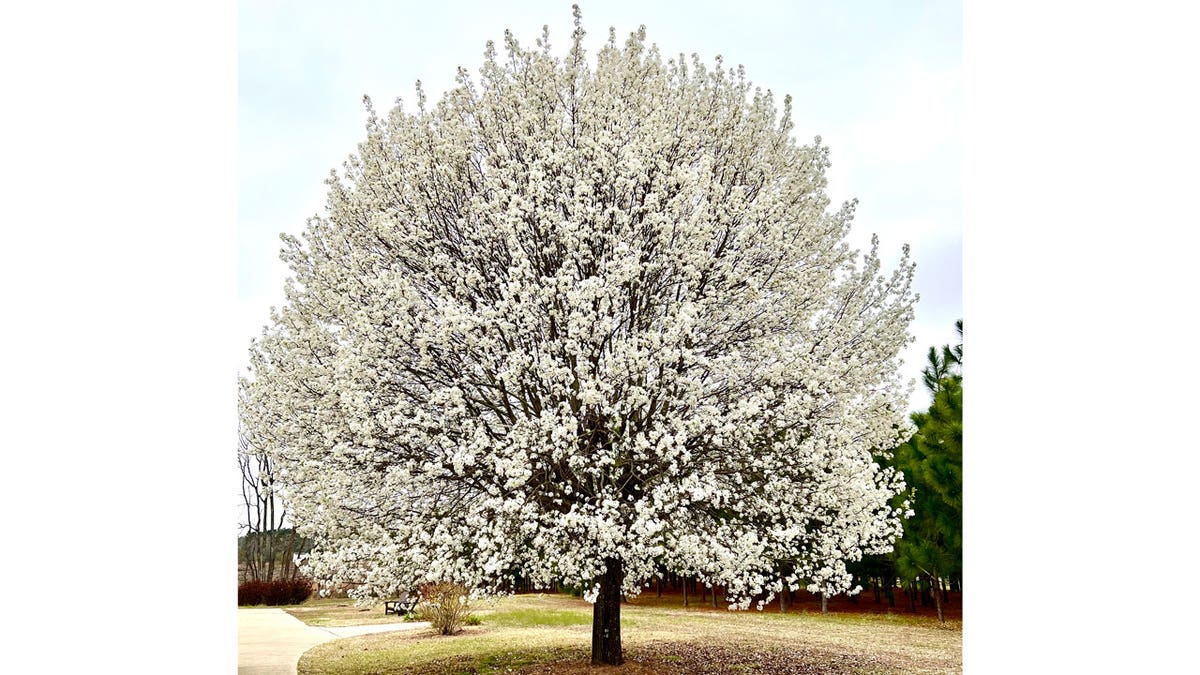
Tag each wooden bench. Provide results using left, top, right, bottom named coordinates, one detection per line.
left=384, top=594, right=415, bottom=615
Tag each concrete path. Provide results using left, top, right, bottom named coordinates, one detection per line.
left=238, top=608, right=430, bottom=674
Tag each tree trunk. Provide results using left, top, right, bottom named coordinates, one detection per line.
left=820, top=592, right=828, bottom=614
left=283, top=531, right=297, bottom=580
left=591, top=558, right=624, bottom=666
left=907, top=581, right=916, bottom=613
left=657, top=574, right=662, bottom=598
left=933, top=573, right=944, bottom=623
left=779, top=569, right=786, bottom=613
left=683, top=576, right=689, bottom=607
left=712, top=583, right=718, bottom=608
left=265, top=496, right=276, bottom=581
left=245, top=537, right=259, bottom=582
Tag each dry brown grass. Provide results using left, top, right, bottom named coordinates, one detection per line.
left=286, top=597, right=417, bottom=627
left=297, top=593, right=960, bottom=674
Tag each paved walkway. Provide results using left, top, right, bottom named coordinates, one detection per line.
left=238, top=608, right=430, bottom=674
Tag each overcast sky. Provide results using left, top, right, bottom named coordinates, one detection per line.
left=238, top=0, right=962, bottom=412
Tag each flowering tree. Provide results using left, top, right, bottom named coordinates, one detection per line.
left=241, top=9, right=916, bottom=666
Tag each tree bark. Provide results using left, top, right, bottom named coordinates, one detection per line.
left=779, top=569, right=786, bottom=613
left=683, top=576, right=689, bottom=607
left=932, top=573, right=944, bottom=623
left=591, top=558, right=624, bottom=666
left=820, top=592, right=828, bottom=614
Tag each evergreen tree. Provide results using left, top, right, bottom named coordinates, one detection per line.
left=894, top=321, right=962, bottom=622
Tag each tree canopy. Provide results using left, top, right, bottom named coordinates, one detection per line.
left=240, top=8, right=917, bottom=664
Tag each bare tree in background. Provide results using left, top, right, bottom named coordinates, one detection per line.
left=239, top=433, right=301, bottom=582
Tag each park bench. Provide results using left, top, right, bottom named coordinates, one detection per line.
left=384, top=592, right=415, bottom=615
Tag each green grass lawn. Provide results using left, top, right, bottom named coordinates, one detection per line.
left=292, top=593, right=961, bottom=674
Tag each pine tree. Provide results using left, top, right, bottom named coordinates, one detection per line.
left=894, top=321, right=962, bottom=622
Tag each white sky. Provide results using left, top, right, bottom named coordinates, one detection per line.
left=237, top=0, right=963, bottom=414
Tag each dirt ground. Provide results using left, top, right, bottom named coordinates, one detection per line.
left=510, top=644, right=932, bottom=675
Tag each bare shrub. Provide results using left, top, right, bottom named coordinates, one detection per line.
left=416, top=582, right=473, bottom=635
